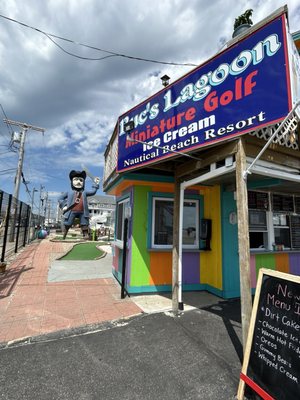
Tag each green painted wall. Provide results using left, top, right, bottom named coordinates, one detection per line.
left=130, top=186, right=151, bottom=286
left=255, top=254, right=276, bottom=277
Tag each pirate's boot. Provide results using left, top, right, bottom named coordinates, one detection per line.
left=81, top=226, right=89, bottom=240
left=63, top=225, right=70, bottom=240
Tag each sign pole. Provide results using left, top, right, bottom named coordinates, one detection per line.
left=172, top=177, right=180, bottom=314
left=235, top=138, right=253, bottom=350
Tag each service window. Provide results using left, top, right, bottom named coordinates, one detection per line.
left=153, top=199, right=173, bottom=246
left=273, top=213, right=291, bottom=249
left=152, top=197, right=199, bottom=249
left=249, top=209, right=268, bottom=250
left=248, top=191, right=298, bottom=251
left=116, top=198, right=130, bottom=243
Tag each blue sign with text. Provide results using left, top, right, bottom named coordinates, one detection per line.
left=117, top=13, right=291, bottom=173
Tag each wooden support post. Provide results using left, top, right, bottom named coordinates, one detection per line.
left=172, top=177, right=180, bottom=315
left=235, top=138, right=253, bottom=350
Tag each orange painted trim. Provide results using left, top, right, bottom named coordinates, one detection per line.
left=107, top=178, right=209, bottom=196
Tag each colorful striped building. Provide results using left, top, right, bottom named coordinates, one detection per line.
left=104, top=7, right=300, bottom=300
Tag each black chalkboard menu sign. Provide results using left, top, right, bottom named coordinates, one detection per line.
left=295, top=197, right=300, bottom=214
left=272, top=194, right=294, bottom=212
left=238, top=269, right=300, bottom=400
left=248, top=191, right=269, bottom=210
left=290, top=215, right=300, bottom=250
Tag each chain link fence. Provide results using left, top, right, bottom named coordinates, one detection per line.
left=0, top=190, right=42, bottom=263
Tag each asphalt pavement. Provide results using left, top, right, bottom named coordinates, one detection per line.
left=0, top=235, right=255, bottom=399
left=0, top=296, right=250, bottom=400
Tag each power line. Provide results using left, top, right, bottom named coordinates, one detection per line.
left=0, top=104, right=14, bottom=138
left=0, top=104, right=20, bottom=154
left=21, top=172, right=31, bottom=196
left=43, top=32, right=117, bottom=61
left=3, top=118, right=45, bottom=201
left=0, top=168, right=15, bottom=175
left=0, top=13, right=197, bottom=67
left=0, top=156, right=16, bottom=168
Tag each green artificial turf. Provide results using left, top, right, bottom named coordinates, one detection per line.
left=61, top=243, right=104, bottom=260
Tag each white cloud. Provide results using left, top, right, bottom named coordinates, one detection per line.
left=0, top=0, right=299, bottom=200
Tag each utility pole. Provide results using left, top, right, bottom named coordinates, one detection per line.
left=47, top=199, right=51, bottom=226
left=3, top=119, right=45, bottom=201
left=13, top=128, right=27, bottom=201
left=4, top=120, right=45, bottom=242
left=38, top=185, right=45, bottom=226
left=43, top=191, right=48, bottom=225
left=27, top=187, right=38, bottom=243
left=31, top=187, right=38, bottom=214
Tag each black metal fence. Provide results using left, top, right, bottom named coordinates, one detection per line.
left=0, top=190, right=42, bottom=263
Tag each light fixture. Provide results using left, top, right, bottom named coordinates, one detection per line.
left=289, top=120, right=300, bottom=145
left=289, top=130, right=296, bottom=144
left=161, top=74, right=170, bottom=87
left=124, top=120, right=135, bottom=133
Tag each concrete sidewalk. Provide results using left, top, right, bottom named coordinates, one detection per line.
left=0, top=237, right=141, bottom=344
left=0, top=235, right=227, bottom=346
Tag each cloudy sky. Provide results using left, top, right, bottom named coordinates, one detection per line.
left=0, top=0, right=299, bottom=213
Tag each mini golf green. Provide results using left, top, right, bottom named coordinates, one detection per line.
left=61, top=243, right=104, bottom=260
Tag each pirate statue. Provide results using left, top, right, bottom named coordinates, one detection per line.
left=58, top=170, right=100, bottom=239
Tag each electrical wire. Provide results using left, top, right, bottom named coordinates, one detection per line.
left=0, top=13, right=198, bottom=67
left=0, top=155, right=17, bottom=174
left=21, top=172, right=31, bottom=196
left=0, top=168, right=15, bottom=175
left=22, top=136, right=35, bottom=187
left=25, top=187, right=39, bottom=210
left=0, top=104, right=20, bottom=153
left=0, top=104, right=14, bottom=138
left=43, top=32, right=117, bottom=61
left=21, top=172, right=41, bottom=209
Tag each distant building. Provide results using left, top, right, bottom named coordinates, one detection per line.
left=88, top=194, right=115, bottom=228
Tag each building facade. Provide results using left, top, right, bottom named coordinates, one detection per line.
left=103, top=7, right=300, bottom=299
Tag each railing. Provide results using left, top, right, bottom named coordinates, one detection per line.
left=249, top=112, right=299, bottom=150
left=103, top=126, right=118, bottom=185
left=0, top=190, right=42, bottom=263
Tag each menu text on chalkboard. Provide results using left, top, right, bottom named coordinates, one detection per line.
left=248, top=191, right=269, bottom=210
left=290, top=215, right=300, bottom=249
left=238, top=269, right=300, bottom=400
left=272, top=194, right=294, bottom=212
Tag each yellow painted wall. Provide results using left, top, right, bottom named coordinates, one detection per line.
left=200, top=185, right=222, bottom=290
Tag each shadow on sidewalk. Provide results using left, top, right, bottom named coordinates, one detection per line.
left=152, top=292, right=243, bottom=363
left=201, top=298, right=243, bottom=363
left=0, top=264, right=33, bottom=299
left=0, top=242, right=38, bottom=298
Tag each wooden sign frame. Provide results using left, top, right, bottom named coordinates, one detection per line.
left=237, top=268, right=300, bottom=399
